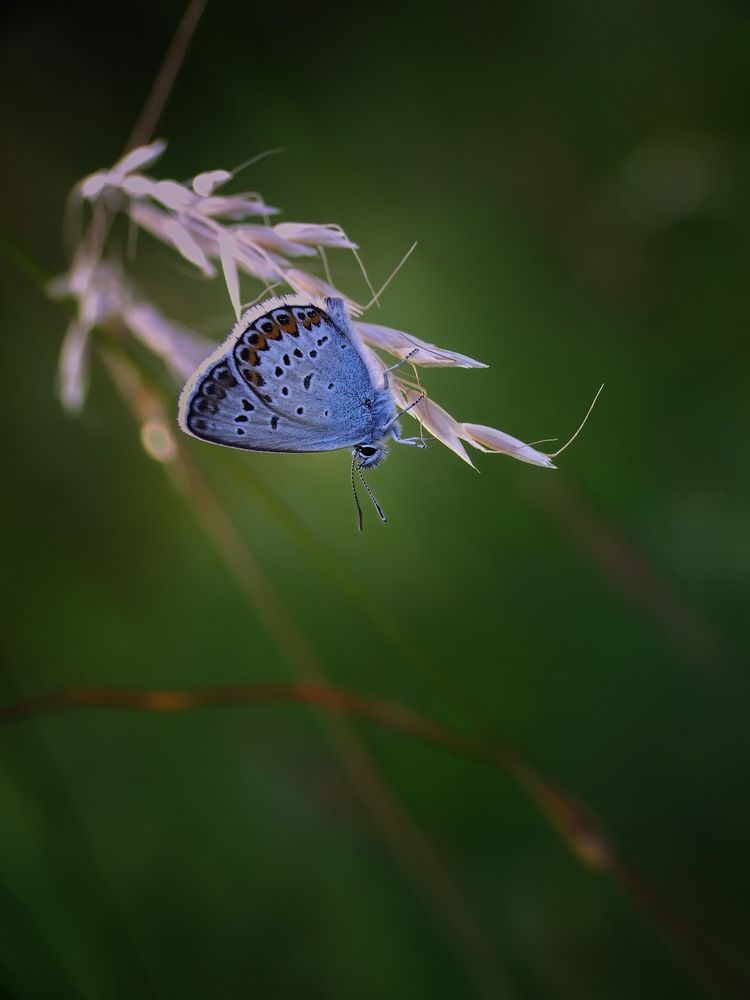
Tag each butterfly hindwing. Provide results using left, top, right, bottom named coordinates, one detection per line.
left=178, top=296, right=385, bottom=453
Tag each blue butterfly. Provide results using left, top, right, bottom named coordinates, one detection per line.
left=177, top=295, right=425, bottom=526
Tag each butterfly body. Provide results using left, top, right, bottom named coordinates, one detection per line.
left=178, top=295, right=399, bottom=466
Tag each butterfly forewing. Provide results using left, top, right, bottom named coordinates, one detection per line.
left=178, top=296, right=382, bottom=453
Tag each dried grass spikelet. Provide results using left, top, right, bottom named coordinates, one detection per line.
left=55, top=140, right=565, bottom=470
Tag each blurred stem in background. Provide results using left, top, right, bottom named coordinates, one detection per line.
left=522, top=477, right=740, bottom=682
left=3, top=2, right=514, bottom=996
left=3, top=653, right=750, bottom=1000
left=0, top=219, right=750, bottom=998
left=1, top=0, right=747, bottom=997
left=0, top=280, right=747, bottom=995
left=101, top=346, right=514, bottom=1000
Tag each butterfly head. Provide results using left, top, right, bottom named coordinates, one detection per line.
left=353, top=441, right=389, bottom=470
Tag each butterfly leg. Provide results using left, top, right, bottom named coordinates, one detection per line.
left=396, top=436, right=430, bottom=449
left=390, top=414, right=430, bottom=449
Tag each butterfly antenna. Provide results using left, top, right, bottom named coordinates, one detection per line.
left=351, top=454, right=364, bottom=531
left=547, top=382, right=605, bottom=458
left=363, top=241, right=418, bottom=312
left=357, top=465, right=387, bottom=523
left=382, top=392, right=424, bottom=435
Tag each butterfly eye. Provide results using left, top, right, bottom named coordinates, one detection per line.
left=359, top=446, right=377, bottom=457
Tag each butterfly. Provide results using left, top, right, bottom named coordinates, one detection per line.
left=177, top=294, right=426, bottom=526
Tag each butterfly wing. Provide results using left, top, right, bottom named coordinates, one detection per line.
left=178, top=296, right=384, bottom=453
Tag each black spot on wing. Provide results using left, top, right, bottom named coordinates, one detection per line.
left=187, top=361, right=242, bottom=437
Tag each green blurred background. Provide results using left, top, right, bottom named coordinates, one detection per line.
left=1, top=1, right=749, bottom=997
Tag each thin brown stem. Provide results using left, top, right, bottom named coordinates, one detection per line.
left=98, top=348, right=516, bottom=1000
left=123, top=0, right=208, bottom=154
left=100, top=349, right=750, bottom=1000
left=523, top=476, right=739, bottom=681
left=1, top=102, right=743, bottom=993
left=3, top=229, right=744, bottom=996
left=2, top=679, right=748, bottom=999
